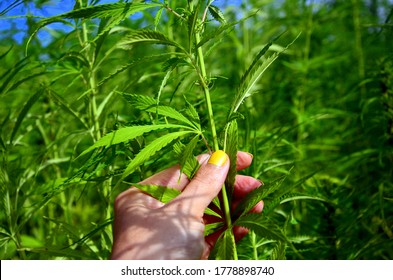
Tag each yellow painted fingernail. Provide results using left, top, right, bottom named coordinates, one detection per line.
left=208, top=150, right=227, bottom=166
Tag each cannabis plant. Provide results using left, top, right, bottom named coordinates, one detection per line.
left=33, top=0, right=301, bottom=260
left=1, top=0, right=330, bottom=260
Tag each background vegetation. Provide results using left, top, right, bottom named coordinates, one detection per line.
left=0, top=0, right=392, bottom=260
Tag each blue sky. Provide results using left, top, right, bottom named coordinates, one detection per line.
left=0, top=0, right=243, bottom=45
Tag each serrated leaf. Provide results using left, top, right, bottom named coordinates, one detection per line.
left=79, top=124, right=188, bottom=157
left=187, top=4, right=199, bottom=51
left=208, top=5, right=226, bottom=24
left=173, top=136, right=200, bottom=180
left=156, top=69, right=172, bottom=111
left=264, top=192, right=328, bottom=214
left=214, top=228, right=236, bottom=260
left=235, top=213, right=288, bottom=242
left=230, top=33, right=299, bottom=114
left=233, top=174, right=288, bottom=218
left=154, top=7, right=164, bottom=30
left=270, top=240, right=286, bottom=260
left=224, top=120, right=238, bottom=205
left=204, top=207, right=222, bottom=219
left=133, top=184, right=181, bottom=204
left=117, top=29, right=187, bottom=53
left=120, top=130, right=194, bottom=181
left=121, top=93, right=199, bottom=129
left=162, top=57, right=191, bottom=72
left=231, top=53, right=279, bottom=114
left=26, top=3, right=161, bottom=54
left=196, top=12, right=256, bottom=49
left=183, top=95, right=201, bottom=130
left=204, top=222, right=225, bottom=236
left=59, top=3, right=159, bottom=20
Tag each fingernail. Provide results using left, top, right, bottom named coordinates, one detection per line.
left=208, top=150, right=227, bottom=166
left=245, top=152, right=254, bottom=159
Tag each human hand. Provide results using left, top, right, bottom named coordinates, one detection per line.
left=110, top=150, right=263, bottom=260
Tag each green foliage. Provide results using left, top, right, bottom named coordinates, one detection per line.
left=132, top=184, right=181, bottom=204
left=1, top=0, right=392, bottom=260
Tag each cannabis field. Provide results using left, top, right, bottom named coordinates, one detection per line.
left=0, top=0, right=392, bottom=260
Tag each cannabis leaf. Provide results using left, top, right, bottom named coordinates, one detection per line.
left=120, top=93, right=200, bottom=130
left=235, top=213, right=288, bottom=242
left=117, top=29, right=187, bottom=54
left=120, top=130, right=195, bottom=181
left=79, top=124, right=188, bottom=157
left=173, top=137, right=200, bottom=180
left=213, top=228, right=237, bottom=260
left=26, top=3, right=161, bottom=54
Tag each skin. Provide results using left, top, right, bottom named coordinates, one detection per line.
left=111, top=151, right=263, bottom=260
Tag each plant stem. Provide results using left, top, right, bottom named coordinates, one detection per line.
left=79, top=0, right=101, bottom=141
left=195, top=23, right=237, bottom=260
left=195, top=32, right=219, bottom=151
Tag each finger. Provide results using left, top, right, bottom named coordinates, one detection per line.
left=137, top=151, right=253, bottom=192
left=236, top=151, right=253, bottom=171
left=166, top=150, right=229, bottom=217
left=114, top=187, right=164, bottom=211
left=197, top=151, right=252, bottom=171
left=233, top=175, right=263, bottom=197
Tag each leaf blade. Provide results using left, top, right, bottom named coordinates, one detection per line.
left=132, top=184, right=181, bottom=204
left=79, top=124, right=188, bottom=157
left=121, top=93, right=199, bottom=129
left=120, top=130, right=194, bottom=181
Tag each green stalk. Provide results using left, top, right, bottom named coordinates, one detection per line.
left=195, top=32, right=218, bottom=151
left=195, top=25, right=238, bottom=260
left=79, top=0, right=101, bottom=141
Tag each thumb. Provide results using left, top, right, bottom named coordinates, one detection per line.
left=166, top=150, right=229, bottom=217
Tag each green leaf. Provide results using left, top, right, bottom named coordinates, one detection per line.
left=0, top=45, right=13, bottom=61
left=235, top=213, right=288, bottom=242
left=79, top=124, right=188, bottom=157
left=132, top=184, right=181, bottom=204
left=264, top=192, right=328, bottom=214
left=187, top=4, right=199, bottom=51
left=183, top=95, right=201, bottom=130
left=98, top=53, right=171, bottom=87
left=48, top=90, right=89, bottom=129
left=59, top=3, right=159, bottom=20
left=230, top=33, right=299, bottom=114
left=224, top=120, right=238, bottom=204
left=10, top=88, right=44, bottom=144
left=26, top=3, right=161, bottom=54
left=204, top=207, right=222, bottom=219
left=0, top=57, right=29, bottom=96
left=121, top=93, right=199, bottom=129
left=231, top=52, right=279, bottom=114
left=270, top=240, right=286, bottom=260
left=162, top=57, right=191, bottom=72
left=117, top=29, right=187, bottom=53
left=196, top=12, right=257, bottom=49
left=233, top=174, right=288, bottom=218
left=204, top=222, right=225, bottom=236
left=120, top=130, right=194, bottom=181
left=156, top=69, right=173, bottom=106
left=173, top=136, right=200, bottom=180
left=208, top=5, right=226, bottom=24
left=154, top=7, right=164, bottom=30
left=214, top=228, right=236, bottom=260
